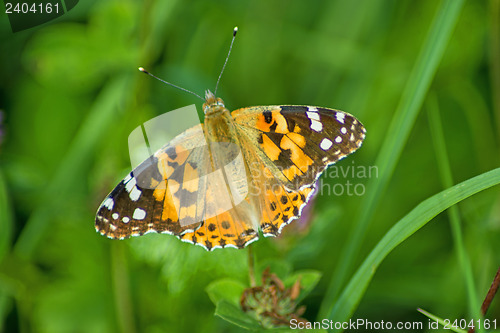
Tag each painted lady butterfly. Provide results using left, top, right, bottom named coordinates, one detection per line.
left=95, top=28, right=366, bottom=250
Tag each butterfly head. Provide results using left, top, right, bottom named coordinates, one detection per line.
left=203, top=90, right=226, bottom=115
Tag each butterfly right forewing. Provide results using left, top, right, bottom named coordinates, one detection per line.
left=231, top=105, right=366, bottom=191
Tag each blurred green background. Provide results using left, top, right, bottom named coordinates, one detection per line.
left=1, top=0, right=499, bottom=332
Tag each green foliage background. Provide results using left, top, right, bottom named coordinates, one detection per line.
left=0, top=0, right=499, bottom=332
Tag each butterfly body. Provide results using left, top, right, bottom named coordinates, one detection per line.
left=96, top=89, right=366, bottom=250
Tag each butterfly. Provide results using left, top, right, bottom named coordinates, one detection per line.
left=95, top=28, right=366, bottom=251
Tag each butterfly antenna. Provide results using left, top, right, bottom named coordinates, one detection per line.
left=214, top=26, right=238, bottom=96
left=138, top=67, right=204, bottom=101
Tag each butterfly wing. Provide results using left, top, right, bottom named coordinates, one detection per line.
left=231, top=105, right=366, bottom=191
left=176, top=157, right=316, bottom=249
left=227, top=105, right=365, bottom=238
left=95, top=124, right=214, bottom=239
left=256, top=171, right=316, bottom=237
left=96, top=122, right=262, bottom=246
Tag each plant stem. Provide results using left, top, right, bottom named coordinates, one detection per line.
left=480, top=267, right=500, bottom=315
left=111, top=242, right=136, bottom=333
left=467, top=266, right=500, bottom=333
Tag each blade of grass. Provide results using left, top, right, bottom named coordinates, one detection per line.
left=418, top=308, right=468, bottom=333
left=13, top=76, right=131, bottom=259
left=319, top=0, right=466, bottom=318
left=327, top=167, right=500, bottom=330
left=427, top=94, right=482, bottom=330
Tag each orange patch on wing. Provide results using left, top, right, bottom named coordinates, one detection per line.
left=282, top=165, right=303, bottom=182
left=156, top=153, right=174, bottom=179
left=182, top=163, right=199, bottom=191
left=153, top=182, right=166, bottom=202
left=149, top=178, right=160, bottom=188
left=260, top=185, right=313, bottom=236
left=255, top=111, right=289, bottom=133
left=180, top=204, right=196, bottom=218
left=261, top=134, right=281, bottom=161
left=280, top=136, right=313, bottom=173
left=273, top=113, right=289, bottom=133
left=161, top=189, right=179, bottom=221
left=287, top=133, right=306, bottom=149
left=256, top=113, right=273, bottom=132
left=178, top=209, right=258, bottom=250
left=172, top=146, right=190, bottom=164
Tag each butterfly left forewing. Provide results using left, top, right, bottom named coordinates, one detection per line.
left=95, top=124, right=211, bottom=239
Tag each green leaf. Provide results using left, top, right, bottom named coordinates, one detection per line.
left=284, top=270, right=321, bottom=303
left=328, top=167, right=500, bottom=329
left=206, top=278, right=246, bottom=307
left=214, top=300, right=262, bottom=331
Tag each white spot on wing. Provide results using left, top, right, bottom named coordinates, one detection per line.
left=336, top=112, right=345, bottom=124
left=129, top=186, right=142, bottom=201
left=341, top=127, right=347, bottom=134
left=125, top=176, right=137, bottom=193
left=122, top=217, right=130, bottom=223
left=133, top=208, right=146, bottom=220
left=306, top=111, right=320, bottom=121
left=307, top=106, right=318, bottom=112
left=103, top=198, right=114, bottom=210
left=112, top=213, right=119, bottom=220
left=320, top=138, right=333, bottom=150
left=310, top=120, right=323, bottom=132
left=335, top=136, right=342, bottom=143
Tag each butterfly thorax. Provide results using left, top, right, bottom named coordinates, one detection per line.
left=202, top=89, right=234, bottom=142
left=202, top=89, right=240, bottom=148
